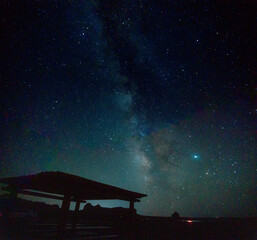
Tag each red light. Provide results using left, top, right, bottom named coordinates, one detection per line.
left=0, top=212, right=2, bottom=217
left=187, top=220, right=193, bottom=223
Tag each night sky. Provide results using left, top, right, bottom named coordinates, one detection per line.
left=1, top=0, right=256, bottom=217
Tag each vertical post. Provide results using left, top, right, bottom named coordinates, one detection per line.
left=129, top=201, right=134, bottom=210
left=57, top=194, right=71, bottom=240
left=9, top=188, right=18, bottom=218
left=129, top=200, right=135, bottom=240
left=71, top=200, right=81, bottom=236
left=9, top=189, right=17, bottom=199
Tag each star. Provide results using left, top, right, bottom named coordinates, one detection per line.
left=193, top=154, right=200, bottom=159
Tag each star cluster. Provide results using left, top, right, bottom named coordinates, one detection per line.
left=1, top=0, right=256, bottom=217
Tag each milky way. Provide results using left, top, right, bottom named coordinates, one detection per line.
left=1, top=0, right=256, bottom=217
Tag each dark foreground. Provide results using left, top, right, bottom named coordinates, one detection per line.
left=0, top=216, right=256, bottom=240
left=139, top=217, right=257, bottom=240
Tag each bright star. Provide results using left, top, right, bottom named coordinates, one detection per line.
left=193, top=155, right=199, bottom=159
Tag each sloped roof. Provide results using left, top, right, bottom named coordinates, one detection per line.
left=0, top=171, right=147, bottom=202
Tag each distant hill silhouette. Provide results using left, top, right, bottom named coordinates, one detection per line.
left=82, top=203, right=136, bottom=221
left=84, top=203, right=134, bottom=215
left=0, top=196, right=135, bottom=221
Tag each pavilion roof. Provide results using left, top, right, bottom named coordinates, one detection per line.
left=0, top=171, right=147, bottom=202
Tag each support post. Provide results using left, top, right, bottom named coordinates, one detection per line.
left=57, top=194, right=71, bottom=240
left=129, top=200, right=136, bottom=240
left=10, top=189, right=17, bottom=199
left=129, top=201, right=134, bottom=211
left=71, top=200, right=81, bottom=236
left=8, top=187, right=18, bottom=219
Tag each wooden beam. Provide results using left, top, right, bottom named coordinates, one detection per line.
left=19, top=190, right=64, bottom=200
left=16, top=190, right=87, bottom=203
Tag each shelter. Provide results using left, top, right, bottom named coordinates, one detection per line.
left=0, top=171, right=147, bottom=239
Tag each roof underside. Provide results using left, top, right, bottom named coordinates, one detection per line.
left=0, top=171, right=147, bottom=202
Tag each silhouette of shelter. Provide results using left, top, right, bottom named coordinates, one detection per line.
left=0, top=171, right=147, bottom=239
